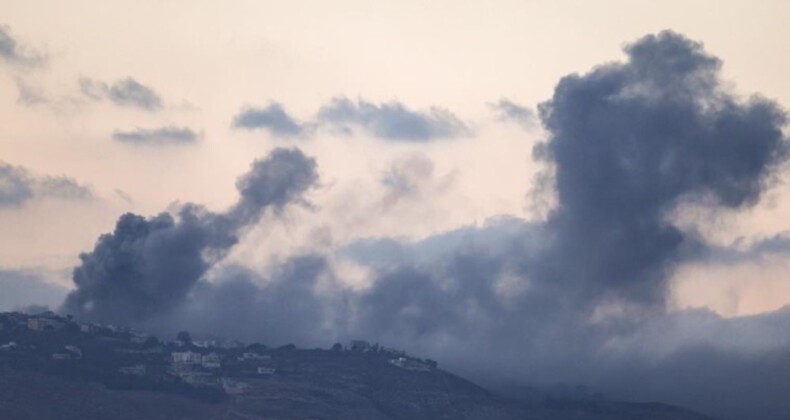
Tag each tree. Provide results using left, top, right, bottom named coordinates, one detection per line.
left=331, top=343, right=343, bottom=351
left=176, top=331, right=191, bottom=343
left=143, top=336, right=160, bottom=347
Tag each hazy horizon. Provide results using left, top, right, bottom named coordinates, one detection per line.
left=2, top=2, right=790, bottom=419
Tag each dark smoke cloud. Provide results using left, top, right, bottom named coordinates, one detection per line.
left=54, top=31, right=790, bottom=420
left=112, top=126, right=200, bottom=145
left=63, top=210, right=237, bottom=323
left=335, top=30, right=787, bottom=419
left=62, top=148, right=318, bottom=324
left=79, top=77, right=163, bottom=111
left=535, top=30, right=787, bottom=307
left=169, top=255, right=340, bottom=345
left=0, top=162, right=94, bottom=208
left=490, top=98, right=536, bottom=130
left=0, top=25, right=45, bottom=67
left=0, top=269, right=67, bottom=312
left=232, top=103, right=307, bottom=138
left=699, top=232, right=790, bottom=264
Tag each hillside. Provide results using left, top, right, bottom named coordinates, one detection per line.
left=0, top=312, right=712, bottom=419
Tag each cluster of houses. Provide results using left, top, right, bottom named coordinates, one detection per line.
left=1, top=311, right=438, bottom=398
left=163, top=350, right=277, bottom=391
left=347, top=340, right=437, bottom=371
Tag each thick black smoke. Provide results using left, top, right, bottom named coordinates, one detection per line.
left=535, top=30, right=787, bottom=308
left=62, top=148, right=317, bottom=324
left=0, top=269, right=67, bottom=312
left=342, top=30, right=788, bottom=346
left=337, top=31, right=789, bottom=419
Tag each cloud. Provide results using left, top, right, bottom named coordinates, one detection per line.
left=61, top=148, right=318, bottom=324
left=232, top=97, right=470, bottom=141
left=0, top=269, right=68, bottom=312
left=0, top=26, right=47, bottom=107
left=112, top=126, right=200, bottom=145
left=700, top=231, right=790, bottom=264
left=232, top=103, right=307, bottom=137
left=79, top=77, right=163, bottom=111
left=317, top=97, right=470, bottom=141
left=0, top=163, right=34, bottom=207
left=0, top=162, right=94, bottom=208
left=14, top=78, right=47, bottom=106
left=167, top=256, right=340, bottom=345
left=37, top=177, right=95, bottom=201
left=490, top=98, right=536, bottom=129
left=0, top=25, right=45, bottom=68
left=379, top=154, right=455, bottom=208
left=113, top=189, right=134, bottom=204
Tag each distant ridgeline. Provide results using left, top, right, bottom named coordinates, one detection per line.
left=0, top=311, right=436, bottom=402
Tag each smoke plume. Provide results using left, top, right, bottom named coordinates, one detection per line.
left=62, top=148, right=318, bottom=324
left=58, top=31, right=790, bottom=419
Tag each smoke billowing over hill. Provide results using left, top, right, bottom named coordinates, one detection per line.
left=60, top=32, right=790, bottom=419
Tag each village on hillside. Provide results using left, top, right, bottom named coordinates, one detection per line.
left=0, top=311, right=438, bottom=401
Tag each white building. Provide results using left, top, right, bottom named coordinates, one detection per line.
left=201, top=353, right=222, bottom=369
left=172, top=351, right=202, bottom=364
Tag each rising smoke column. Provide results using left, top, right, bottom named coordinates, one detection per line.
left=534, top=30, right=787, bottom=309
left=338, top=31, right=789, bottom=419
left=62, top=148, right=318, bottom=324
left=350, top=30, right=788, bottom=342
left=54, top=30, right=790, bottom=419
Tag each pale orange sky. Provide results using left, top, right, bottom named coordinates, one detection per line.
left=1, top=0, right=789, bottom=316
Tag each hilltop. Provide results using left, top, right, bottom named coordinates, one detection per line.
left=0, top=311, right=712, bottom=419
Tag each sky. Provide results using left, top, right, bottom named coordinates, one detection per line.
left=2, top=1, right=790, bottom=418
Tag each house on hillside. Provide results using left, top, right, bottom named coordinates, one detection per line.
left=239, top=352, right=271, bottom=361
left=222, top=378, right=249, bottom=394
left=380, top=346, right=405, bottom=356
left=0, top=342, right=17, bottom=351
left=179, top=371, right=216, bottom=387
left=193, top=340, right=218, bottom=348
left=350, top=340, right=372, bottom=352
left=119, top=364, right=147, bottom=376
left=27, top=317, right=65, bottom=331
left=220, top=340, right=245, bottom=349
left=389, top=357, right=431, bottom=372
left=172, top=351, right=202, bottom=373
left=80, top=323, right=101, bottom=334
left=201, top=353, right=221, bottom=369
left=65, top=345, right=82, bottom=359
left=257, top=367, right=276, bottom=375
left=172, top=351, right=202, bottom=364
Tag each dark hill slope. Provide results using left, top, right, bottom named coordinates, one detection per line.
left=0, top=352, right=712, bottom=420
